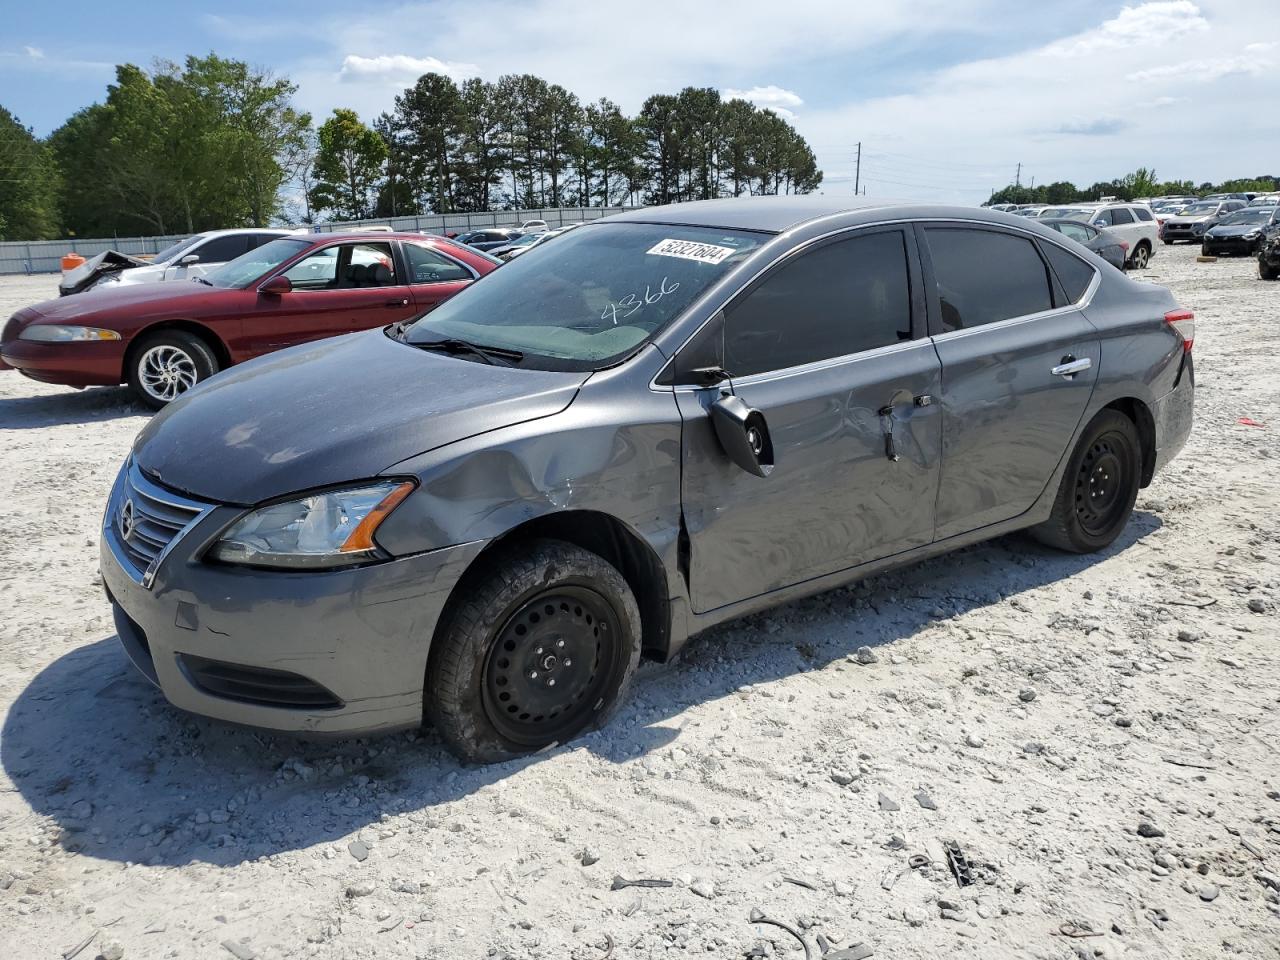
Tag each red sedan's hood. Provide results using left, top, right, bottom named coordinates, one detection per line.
left=18, top=279, right=220, bottom=325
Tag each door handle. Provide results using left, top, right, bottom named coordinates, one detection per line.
left=1051, top=356, right=1092, bottom=378
left=384, top=298, right=409, bottom=307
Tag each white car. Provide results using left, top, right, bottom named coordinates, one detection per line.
left=61, top=228, right=299, bottom=295
left=517, top=219, right=549, bottom=233
left=1041, top=203, right=1158, bottom=269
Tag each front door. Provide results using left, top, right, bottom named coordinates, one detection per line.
left=241, top=241, right=416, bottom=355
left=676, top=227, right=943, bottom=613
left=918, top=224, right=1100, bottom=540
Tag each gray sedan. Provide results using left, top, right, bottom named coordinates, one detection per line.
left=100, top=197, right=1195, bottom=762
left=1039, top=218, right=1129, bottom=270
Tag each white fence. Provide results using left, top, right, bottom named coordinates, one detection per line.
left=0, top=207, right=635, bottom=276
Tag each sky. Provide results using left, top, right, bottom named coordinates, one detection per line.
left=2, top=0, right=1277, bottom=204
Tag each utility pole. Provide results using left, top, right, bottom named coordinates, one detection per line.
left=854, top=142, right=861, bottom=196
left=1015, top=162, right=1022, bottom=188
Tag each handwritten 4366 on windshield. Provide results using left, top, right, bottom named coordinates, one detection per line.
left=602, top=277, right=681, bottom=325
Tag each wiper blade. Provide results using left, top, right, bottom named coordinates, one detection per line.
left=411, top=337, right=523, bottom=366
left=194, top=276, right=214, bottom=286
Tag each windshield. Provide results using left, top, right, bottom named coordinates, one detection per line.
left=1054, top=208, right=1097, bottom=221
left=403, top=222, right=765, bottom=370
left=1181, top=203, right=1219, bottom=216
left=1220, top=209, right=1273, bottom=225
left=151, top=235, right=202, bottom=265
left=203, top=238, right=312, bottom=288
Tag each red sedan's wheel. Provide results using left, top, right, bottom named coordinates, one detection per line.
left=127, top=331, right=219, bottom=409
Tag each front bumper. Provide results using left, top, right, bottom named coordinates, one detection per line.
left=0, top=338, right=126, bottom=387
left=99, top=472, right=485, bottom=736
left=1202, top=237, right=1260, bottom=255
left=1161, top=225, right=1201, bottom=242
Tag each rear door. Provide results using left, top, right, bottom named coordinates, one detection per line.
left=401, top=240, right=477, bottom=314
left=676, top=226, right=943, bottom=612
left=920, top=224, right=1100, bottom=540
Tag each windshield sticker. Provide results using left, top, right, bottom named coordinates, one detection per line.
left=601, top=277, right=681, bottom=325
left=646, top=238, right=736, bottom=265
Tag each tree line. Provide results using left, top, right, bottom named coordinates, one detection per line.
left=0, top=55, right=822, bottom=241
left=988, top=167, right=1279, bottom=206
left=308, top=74, right=821, bottom=220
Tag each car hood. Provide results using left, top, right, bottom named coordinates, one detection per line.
left=1165, top=214, right=1211, bottom=225
left=1206, top=223, right=1265, bottom=237
left=133, top=329, right=588, bottom=505
left=23, top=279, right=216, bottom=323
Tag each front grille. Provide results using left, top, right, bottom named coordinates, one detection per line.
left=110, top=461, right=210, bottom=581
left=179, top=654, right=343, bottom=710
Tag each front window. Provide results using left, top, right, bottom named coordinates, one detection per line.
left=402, top=223, right=766, bottom=370
left=1181, top=203, right=1219, bottom=216
left=203, top=238, right=312, bottom=288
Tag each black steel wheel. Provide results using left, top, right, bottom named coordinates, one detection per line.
left=482, top=586, right=622, bottom=747
left=426, top=539, right=641, bottom=764
left=1031, top=410, right=1141, bottom=553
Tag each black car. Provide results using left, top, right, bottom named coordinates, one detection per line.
left=1201, top=207, right=1280, bottom=257
left=1260, top=232, right=1280, bottom=280
left=1039, top=218, right=1128, bottom=270
left=456, top=228, right=525, bottom=252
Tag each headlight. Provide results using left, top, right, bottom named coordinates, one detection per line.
left=1244, top=229, right=1262, bottom=239
left=207, top=481, right=415, bottom=570
left=19, top=325, right=121, bottom=342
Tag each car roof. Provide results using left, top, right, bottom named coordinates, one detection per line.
left=604, top=196, right=991, bottom=234
left=197, top=227, right=301, bottom=238
left=295, top=231, right=453, bottom=243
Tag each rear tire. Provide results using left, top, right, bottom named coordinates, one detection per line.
left=1261, top=259, right=1279, bottom=281
left=426, top=540, right=642, bottom=764
left=1031, top=410, right=1141, bottom=554
left=127, top=330, right=219, bottom=410
left=1130, top=242, right=1150, bottom=269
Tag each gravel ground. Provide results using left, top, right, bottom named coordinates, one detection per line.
left=0, top=245, right=1278, bottom=960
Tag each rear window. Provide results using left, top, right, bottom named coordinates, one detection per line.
left=925, top=227, right=1054, bottom=331
left=1135, top=207, right=1154, bottom=221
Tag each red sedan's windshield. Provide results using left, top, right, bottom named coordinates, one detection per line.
left=204, top=238, right=312, bottom=289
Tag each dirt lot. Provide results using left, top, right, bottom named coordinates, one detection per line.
left=0, top=246, right=1278, bottom=960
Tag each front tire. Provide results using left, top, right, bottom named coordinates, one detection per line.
left=426, top=540, right=642, bottom=764
left=127, top=330, right=218, bottom=409
left=1031, top=410, right=1141, bottom=554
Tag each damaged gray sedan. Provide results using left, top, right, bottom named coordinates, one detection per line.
left=100, top=197, right=1195, bottom=762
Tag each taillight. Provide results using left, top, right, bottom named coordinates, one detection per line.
left=1120, top=241, right=1130, bottom=251
left=1165, top=309, right=1194, bottom=353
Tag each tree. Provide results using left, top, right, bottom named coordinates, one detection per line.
left=391, top=73, right=463, bottom=213
left=309, top=108, right=387, bottom=220
left=0, top=106, right=60, bottom=240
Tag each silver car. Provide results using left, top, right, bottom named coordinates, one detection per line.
left=100, top=197, right=1195, bottom=762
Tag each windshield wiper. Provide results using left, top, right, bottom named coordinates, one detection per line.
left=194, top=276, right=214, bottom=286
left=411, top=337, right=523, bottom=366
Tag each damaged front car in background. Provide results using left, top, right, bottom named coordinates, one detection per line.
left=99, top=197, right=1195, bottom=763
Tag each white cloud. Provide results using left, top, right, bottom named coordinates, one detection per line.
left=723, top=85, right=803, bottom=109
left=22, top=46, right=44, bottom=60
left=338, top=54, right=479, bottom=85
left=723, top=85, right=803, bottom=121
left=1045, top=1, right=1208, bottom=57
left=1128, top=51, right=1273, bottom=83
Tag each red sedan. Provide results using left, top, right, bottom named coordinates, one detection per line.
left=1, top=232, right=498, bottom=407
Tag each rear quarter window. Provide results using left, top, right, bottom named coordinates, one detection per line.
left=1041, top=242, right=1097, bottom=304
left=1135, top=207, right=1154, bottom=222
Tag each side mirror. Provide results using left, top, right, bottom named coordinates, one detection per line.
left=709, top=392, right=774, bottom=478
left=179, top=253, right=201, bottom=266
left=1092, top=219, right=1108, bottom=227
left=259, top=275, right=292, bottom=296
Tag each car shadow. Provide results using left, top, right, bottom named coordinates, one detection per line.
left=0, top=386, right=146, bottom=429
left=1, top=512, right=1161, bottom=867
